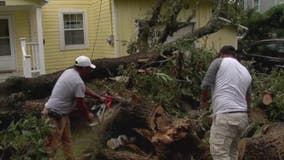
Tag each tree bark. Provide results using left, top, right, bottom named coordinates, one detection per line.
left=96, top=99, right=211, bottom=160
left=0, top=53, right=164, bottom=129
left=239, top=123, right=284, bottom=160
left=0, top=53, right=160, bottom=98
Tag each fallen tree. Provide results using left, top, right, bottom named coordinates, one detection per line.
left=0, top=53, right=164, bottom=129
left=94, top=99, right=211, bottom=160
left=0, top=53, right=161, bottom=98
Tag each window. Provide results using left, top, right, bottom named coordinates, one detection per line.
left=0, top=19, right=11, bottom=56
left=253, top=0, right=260, bottom=11
left=59, top=10, right=88, bottom=50
left=0, top=1, right=6, bottom=6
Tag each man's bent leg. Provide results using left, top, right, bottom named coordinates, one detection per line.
left=210, top=130, right=233, bottom=160
left=45, top=118, right=64, bottom=159
left=229, top=136, right=240, bottom=160
left=210, top=114, right=236, bottom=160
left=229, top=113, right=248, bottom=160
left=61, top=116, right=75, bottom=160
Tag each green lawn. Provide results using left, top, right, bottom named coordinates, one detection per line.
left=55, top=123, right=104, bottom=160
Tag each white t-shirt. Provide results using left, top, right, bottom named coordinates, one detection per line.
left=201, top=57, right=252, bottom=114
left=45, top=68, right=85, bottom=115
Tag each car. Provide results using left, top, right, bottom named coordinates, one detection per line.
left=240, top=39, right=284, bottom=71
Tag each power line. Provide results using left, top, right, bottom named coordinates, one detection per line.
left=91, top=0, right=103, bottom=59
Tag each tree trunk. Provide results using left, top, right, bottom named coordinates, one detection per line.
left=96, top=99, right=211, bottom=160
left=239, top=123, right=284, bottom=160
left=0, top=53, right=163, bottom=129
left=0, top=53, right=160, bottom=99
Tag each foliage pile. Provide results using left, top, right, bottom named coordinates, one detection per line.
left=100, top=47, right=216, bottom=117
left=250, top=69, right=284, bottom=121
left=0, top=115, right=50, bottom=160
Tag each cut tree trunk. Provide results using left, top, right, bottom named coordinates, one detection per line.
left=96, top=150, right=158, bottom=160
left=261, top=91, right=273, bottom=106
left=96, top=99, right=211, bottom=160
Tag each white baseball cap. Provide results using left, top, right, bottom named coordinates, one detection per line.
left=75, top=55, right=96, bottom=69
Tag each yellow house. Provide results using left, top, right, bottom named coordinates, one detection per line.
left=0, top=0, right=115, bottom=79
left=42, top=0, right=115, bottom=73
left=0, top=0, right=242, bottom=80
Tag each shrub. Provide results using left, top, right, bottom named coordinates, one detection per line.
left=0, top=115, right=51, bottom=159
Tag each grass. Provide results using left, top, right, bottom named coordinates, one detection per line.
left=55, top=122, right=104, bottom=160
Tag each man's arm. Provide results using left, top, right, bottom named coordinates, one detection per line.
left=76, top=97, right=94, bottom=122
left=85, top=87, right=104, bottom=101
left=200, top=89, right=210, bottom=109
left=200, top=58, right=222, bottom=109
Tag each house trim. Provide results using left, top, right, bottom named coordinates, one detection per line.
left=36, top=7, right=45, bottom=74
left=58, top=9, right=89, bottom=51
left=0, top=15, right=16, bottom=72
left=252, top=0, right=260, bottom=12
left=112, top=0, right=120, bottom=57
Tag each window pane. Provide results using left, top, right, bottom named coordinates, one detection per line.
left=0, top=39, right=11, bottom=56
left=65, top=30, right=84, bottom=45
left=76, top=14, right=83, bottom=28
left=63, top=13, right=83, bottom=29
left=254, top=0, right=260, bottom=10
left=0, top=19, right=9, bottom=37
left=64, top=14, right=71, bottom=29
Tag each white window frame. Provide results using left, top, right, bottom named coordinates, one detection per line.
left=59, top=9, right=89, bottom=50
left=253, top=0, right=260, bottom=12
left=0, top=16, right=16, bottom=71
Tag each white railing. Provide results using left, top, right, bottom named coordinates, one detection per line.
left=20, top=38, right=40, bottom=78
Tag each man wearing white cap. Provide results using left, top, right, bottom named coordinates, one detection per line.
left=42, top=55, right=104, bottom=160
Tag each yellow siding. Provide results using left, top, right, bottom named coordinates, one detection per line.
left=116, top=0, right=238, bottom=54
left=199, top=26, right=238, bottom=51
left=89, top=0, right=114, bottom=57
left=116, top=0, right=154, bottom=55
left=42, top=0, right=114, bottom=73
left=5, top=0, right=44, bottom=6
left=0, top=9, right=31, bottom=74
left=195, top=2, right=237, bottom=51
left=196, top=2, right=212, bottom=28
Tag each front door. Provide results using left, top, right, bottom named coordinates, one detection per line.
left=0, top=16, right=15, bottom=72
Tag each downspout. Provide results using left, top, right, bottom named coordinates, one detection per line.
left=111, top=0, right=120, bottom=57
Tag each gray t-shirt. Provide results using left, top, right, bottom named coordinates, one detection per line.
left=45, top=68, right=85, bottom=115
left=201, top=57, right=252, bottom=114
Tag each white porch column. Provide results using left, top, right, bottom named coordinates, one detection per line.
left=20, top=38, right=32, bottom=78
left=36, top=7, right=46, bottom=74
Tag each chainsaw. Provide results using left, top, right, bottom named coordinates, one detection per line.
left=89, top=93, right=113, bottom=126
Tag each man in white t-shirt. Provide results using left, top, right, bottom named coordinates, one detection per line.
left=42, top=55, right=104, bottom=160
left=200, top=46, right=252, bottom=160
